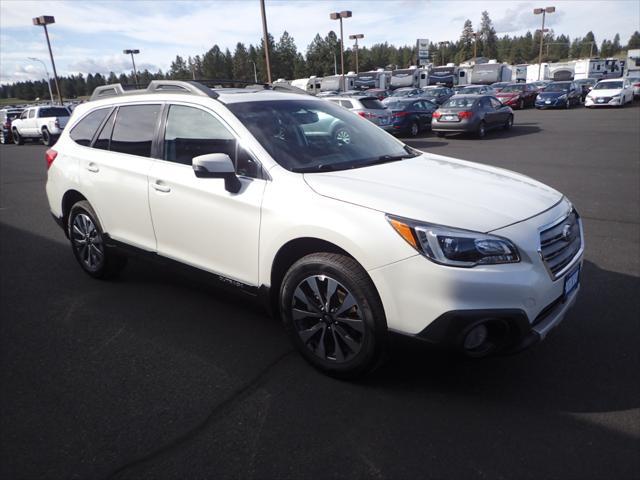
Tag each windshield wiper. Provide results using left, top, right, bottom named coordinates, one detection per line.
left=291, top=163, right=344, bottom=173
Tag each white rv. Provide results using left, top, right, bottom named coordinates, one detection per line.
left=354, top=69, right=390, bottom=90
left=428, top=63, right=459, bottom=87
left=627, top=49, right=640, bottom=76
left=291, top=76, right=322, bottom=95
left=527, top=63, right=550, bottom=82
left=470, top=60, right=512, bottom=85
left=573, top=58, right=606, bottom=80
left=320, top=73, right=356, bottom=92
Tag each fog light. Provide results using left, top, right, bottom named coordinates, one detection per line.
left=463, top=324, right=488, bottom=350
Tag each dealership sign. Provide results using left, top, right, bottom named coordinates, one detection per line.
left=417, top=38, right=430, bottom=65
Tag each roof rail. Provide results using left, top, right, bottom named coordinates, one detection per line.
left=89, top=80, right=220, bottom=101
left=89, top=78, right=311, bottom=101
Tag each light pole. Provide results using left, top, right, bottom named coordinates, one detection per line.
left=123, top=49, right=140, bottom=87
left=472, top=32, right=479, bottom=61
left=32, top=16, right=62, bottom=105
left=349, top=33, right=364, bottom=73
left=330, top=10, right=352, bottom=91
left=259, top=0, right=272, bottom=83
left=250, top=60, right=258, bottom=83
left=534, top=6, right=556, bottom=80
left=27, top=57, right=54, bottom=104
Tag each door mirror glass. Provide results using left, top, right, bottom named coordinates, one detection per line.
left=192, top=153, right=241, bottom=193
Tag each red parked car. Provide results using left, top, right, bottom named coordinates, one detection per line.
left=495, top=83, right=539, bottom=109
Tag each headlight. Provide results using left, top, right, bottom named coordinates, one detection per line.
left=387, top=215, right=520, bottom=267
left=611, top=94, right=621, bottom=98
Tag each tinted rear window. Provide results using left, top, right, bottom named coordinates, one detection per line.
left=443, top=97, right=477, bottom=108
left=359, top=98, right=385, bottom=110
left=69, top=108, right=110, bottom=146
left=38, top=107, right=70, bottom=117
left=110, top=105, right=161, bottom=157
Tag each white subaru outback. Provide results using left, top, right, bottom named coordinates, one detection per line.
left=45, top=81, right=583, bottom=377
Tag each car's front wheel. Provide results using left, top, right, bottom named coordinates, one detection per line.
left=68, top=200, right=127, bottom=279
left=476, top=120, right=486, bottom=138
left=280, top=253, right=387, bottom=378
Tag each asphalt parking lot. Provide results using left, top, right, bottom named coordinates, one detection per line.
left=1, top=102, right=639, bottom=479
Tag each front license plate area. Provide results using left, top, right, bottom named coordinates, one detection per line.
left=564, top=265, right=580, bottom=300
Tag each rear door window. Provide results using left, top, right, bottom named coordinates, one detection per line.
left=110, top=105, right=161, bottom=157
left=69, top=108, right=110, bottom=147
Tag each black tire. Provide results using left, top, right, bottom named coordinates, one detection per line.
left=476, top=120, right=486, bottom=139
left=12, top=129, right=23, bottom=145
left=565, top=99, right=571, bottom=109
left=42, top=128, right=53, bottom=146
left=280, top=253, right=387, bottom=379
left=518, top=99, right=525, bottom=110
left=503, top=114, right=513, bottom=130
left=68, top=200, right=127, bottom=279
left=409, top=121, right=419, bottom=137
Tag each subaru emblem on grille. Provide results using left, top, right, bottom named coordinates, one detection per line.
left=562, top=224, right=572, bottom=241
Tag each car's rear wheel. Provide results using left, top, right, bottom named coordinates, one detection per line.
left=280, top=253, right=387, bottom=379
left=42, top=128, right=53, bottom=146
left=476, top=121, right=486, bottom=138
left=12, top=129, right=23, bottom=145
left=409, top=121, right=419, bottom=137
left=68, top=200, right=127, bottom=279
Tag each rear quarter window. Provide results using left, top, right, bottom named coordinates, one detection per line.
left=359, top=98, right=385, bottom=110
left=69, top=108, right=111, bottom=147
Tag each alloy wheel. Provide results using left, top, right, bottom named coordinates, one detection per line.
left=291, top=274, right=365, bottom=363
left=71, top=213, right=104, bottom=271
left=410, top=122, right=419, bottom=136
left=335, top=129, right=351, bottom=145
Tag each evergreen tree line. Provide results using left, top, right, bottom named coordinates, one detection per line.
left=3, top=10, right=640, bottom=101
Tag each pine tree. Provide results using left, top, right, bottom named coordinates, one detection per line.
left=627, top=31, right=640, bottom=49
left=457, top=19, right=474, bottom=63
left=479, top=11, right=498, bottom=59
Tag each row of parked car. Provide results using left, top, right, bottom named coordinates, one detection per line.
left=0, top=105, right=71, bottom=146
left=320, top=76, right=639, bottom=138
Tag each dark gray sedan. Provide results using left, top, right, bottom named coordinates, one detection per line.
left=431, top=95, right=514, bottom=138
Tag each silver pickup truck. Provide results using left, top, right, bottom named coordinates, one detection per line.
left=11, top=105, right=71, bottom=146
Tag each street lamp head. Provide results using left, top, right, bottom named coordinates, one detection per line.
left=32, top=15, right=55, bottom=26
left=123, top=49, right=140, bottom=54
left=545, top=6, right=556, bottom=13
left=329, top=12, right=340, bottom=20
left=533, top=8, right=544, bottom=14
left=340, top=10, right=352, bottom=18
left=349, top=34, right=364, bottom=40
left=330, top=11, right=352, bottom=19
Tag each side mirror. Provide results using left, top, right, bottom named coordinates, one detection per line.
left=192, top=153, right=241, bottom=194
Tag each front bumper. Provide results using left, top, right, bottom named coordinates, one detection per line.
left=584, top=96, right=622, bottom=107
left=535, top=97, right=567, bottom=108
left=368, top=199, right=582, bottom=351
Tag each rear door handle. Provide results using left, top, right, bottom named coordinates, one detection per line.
left=86, top=163, right=99, bottom=173
left=152, top=181, right=171, bottom=193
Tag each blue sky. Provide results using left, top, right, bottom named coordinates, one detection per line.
left=1, top=0, right=638, bottom=84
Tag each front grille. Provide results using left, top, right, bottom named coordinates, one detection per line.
left=539, top=210, right=582, bottom=278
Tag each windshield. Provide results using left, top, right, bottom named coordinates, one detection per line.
left=594, top=81, right=622, bottom=89
left=38, top=107, right=70, bottom=117
left=544, top=83, right=570, bottom=92
left=500, top=85, right=525, bottom=93
left=462, top=87, right=482, bottom=93
left=443, top=97, right=477, bottom=108
left=423, top=89, right=445, bottom=96
left=228, top=99, right=416, bottom=173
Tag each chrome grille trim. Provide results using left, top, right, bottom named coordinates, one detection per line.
left=538, top=209, right=584, bottom=279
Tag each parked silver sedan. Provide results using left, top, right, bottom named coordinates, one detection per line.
left=324, top=95, right=393, bottom=131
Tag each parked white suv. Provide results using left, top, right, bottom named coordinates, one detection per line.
left=46, top=81, right=584, bottom=377
left=12, top=105, right=71, bottom=146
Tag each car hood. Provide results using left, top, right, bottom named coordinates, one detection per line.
left=537, top=91, right=567, bottom=98
left=303, top=153, right=563, bottom=232
left=496, top=92, right=520, bottom=98
left=589, top=88, right=622, bottom=96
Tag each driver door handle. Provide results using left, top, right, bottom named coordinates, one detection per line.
left=152, top=181, right=171, bottom=193
left=86, top=163, right=99, bottom=173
